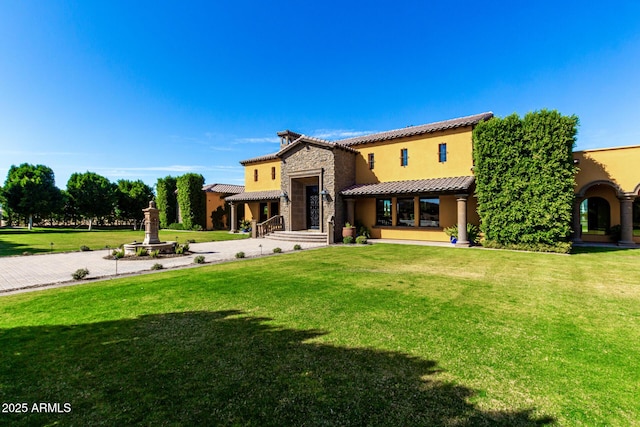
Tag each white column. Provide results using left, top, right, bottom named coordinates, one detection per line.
left=229, top=202, right=237, bottom=232
left=455, top=195, right=469, bottom=247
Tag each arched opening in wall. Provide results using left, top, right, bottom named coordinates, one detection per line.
left=580, top=197, right=611, bottom=234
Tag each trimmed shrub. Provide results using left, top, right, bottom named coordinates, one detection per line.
left=293, top=244, right=302, bottom=250
left=151, top=263, right=164, bottom=270
left=473, top=110, right=577, bottom=251
left=193, top=255, right=205, bottom=264
left=235, top=251, right=245, bottom=259
left=176, top=173, right=206, bottom=230
left=72, top=268, right=89, bottom=280
left=355, top=235, right=368, bottom=244
left=343, top=236, right=354, bottom=244
left=156, top=176, right=178, bottom=229
left=273, top=247, right=282, bottom=253
left=168, top=222, right=185, bottom=230
left=191, top=224, right=203, bottom=231
left=79, top=245, right=91, bottom=252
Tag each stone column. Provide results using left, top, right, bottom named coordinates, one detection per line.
left=327, top=218, right=335, bottom=244
left=143, top=201, right=161, bottom=244
left=345, top=198, right=355, bottom=226
left=455, top=195, right=469, bottom=247
left=572, top=197, right=583, bottom=243
left=619, top=195, right=635, bottom=246
left=229, top=202, right=237, bottom=232
left=251, top=220, right=257, bottom=239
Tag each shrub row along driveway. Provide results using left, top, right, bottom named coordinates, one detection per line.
left=0, top=239, right=325, bottom=294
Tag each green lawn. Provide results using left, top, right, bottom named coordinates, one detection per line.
left=0, top=244, right=639, bottom=425
left=0, top=227, right=249, bottom=256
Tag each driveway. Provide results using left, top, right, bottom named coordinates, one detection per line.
left=0, top=238, right=326, bottom=295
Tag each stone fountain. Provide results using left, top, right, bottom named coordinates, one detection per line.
left=123, top=201, right=176, bottom=255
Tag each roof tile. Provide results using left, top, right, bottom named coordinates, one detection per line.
left=340, top=176, right=475, bottom=197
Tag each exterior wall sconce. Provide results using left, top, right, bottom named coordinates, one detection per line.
left=320, top=189, right=328, bottom=200
left=280, top=192, right=289, bottom=203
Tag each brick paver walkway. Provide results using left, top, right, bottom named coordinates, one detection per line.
left=0, top=239, right=326, bottom=295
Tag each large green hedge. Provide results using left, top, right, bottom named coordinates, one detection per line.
left=176, top=173, right=206, bottom=230
left=156, top=176, right=178, bottom=229
left=473, top=110, right=578, bottom=252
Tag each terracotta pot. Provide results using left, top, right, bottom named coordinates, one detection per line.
left=342, top=227, right=356, bottom=238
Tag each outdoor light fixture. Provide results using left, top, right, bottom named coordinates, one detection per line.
left=320, top=189, right=329, bottom=201
left=280, top=192, right=289, bottom=203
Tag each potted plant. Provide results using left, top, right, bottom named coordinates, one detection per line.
left=342, top=222, right=356, bottom=238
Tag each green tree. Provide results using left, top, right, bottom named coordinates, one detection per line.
left=176, top=173, right=206, bottom=230
left=116, top=179, right=154, bottom=229
left=2, top=163, right=62, bottom=230
left=473, top=110, right=578, bottom=252
left=156, top=176, right=178, bottom=228
left=66, top=172, right=117, bottom=231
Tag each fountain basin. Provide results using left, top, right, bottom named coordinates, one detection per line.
left=123, top=241, right=177, bottom=256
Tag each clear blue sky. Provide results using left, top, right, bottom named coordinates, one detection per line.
left=1, top=1, right=639, bottom=189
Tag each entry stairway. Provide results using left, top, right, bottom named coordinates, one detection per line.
left=266, top=230, right=328, bottom=243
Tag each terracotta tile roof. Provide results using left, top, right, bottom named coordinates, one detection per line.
left=340, top=176, right=475, bottom=197
left=225, top=189, right=282, bottom=202
left=240, top=153, right=280, bottom=165
left=336, top=112, right=494, bottom=147
left=202, top=183, right=244, bottom=194
left=240, top=135, right=358, bottom=165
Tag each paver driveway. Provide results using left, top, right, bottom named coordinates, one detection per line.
left=0, top=239, right=326, bottom=294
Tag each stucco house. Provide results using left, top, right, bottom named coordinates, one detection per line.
left=226, top=112, right=640, bottom=246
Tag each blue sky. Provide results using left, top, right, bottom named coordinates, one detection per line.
left=1, top=1, right=640, bottom=188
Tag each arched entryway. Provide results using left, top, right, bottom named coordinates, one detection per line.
left=574, top=181, right=622, bottom=243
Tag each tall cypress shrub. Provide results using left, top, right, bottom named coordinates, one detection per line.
left=176, top=173, right=206, bottom=230
left=156, top=176, right=178, bottom=228
left=473, top=110, right=578, bottom=252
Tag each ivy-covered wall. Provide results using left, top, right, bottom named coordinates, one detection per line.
left=473, top=110, right=578, bottom=252
left=156, top=176, right=177, bottom=228
left=176, top=173, right=206, bottom=230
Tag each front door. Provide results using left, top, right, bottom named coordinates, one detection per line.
left=306, top=185, right=320, bottom=230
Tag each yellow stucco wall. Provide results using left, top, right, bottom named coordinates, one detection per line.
left=244, top=160, right=281, bottom=192
left=575, top=145, right=640, bottom=194
left=354, top=127, right=474, bottom=184
left=205, top=193, right=226, bottom=230
left=354, top=195, right=478, bottom=242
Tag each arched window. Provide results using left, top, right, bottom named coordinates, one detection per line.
left=580, top=197, right=610, bottom=233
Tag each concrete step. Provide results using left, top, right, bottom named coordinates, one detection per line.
left=266, top=231, right=328, bottom=243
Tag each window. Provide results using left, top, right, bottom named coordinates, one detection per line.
left=400, top=148, right=408, bottom=166
left=271, top=166, right=276, bottom=180
left=368, top=153, right=375, bottom=170
left=376, top=198, right=392, bottom=226
left=580, top=197, right=610, bottom=233
left=396, top=198, right=414, bottom=226
left=438, top=143, right=447, bottom=163
left=254, top=169, right=258, bottom=182
left=633, top=198, right=640, bottom=231
left=419, top=198, right=440, bottom=227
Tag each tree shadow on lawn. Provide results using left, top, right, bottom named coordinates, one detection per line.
left=0, top=310, right=554, bottom=426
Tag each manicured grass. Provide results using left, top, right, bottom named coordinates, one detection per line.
left=1, top=244, right=639, bottom=425
left=0, top=227, right=248, bottom=257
